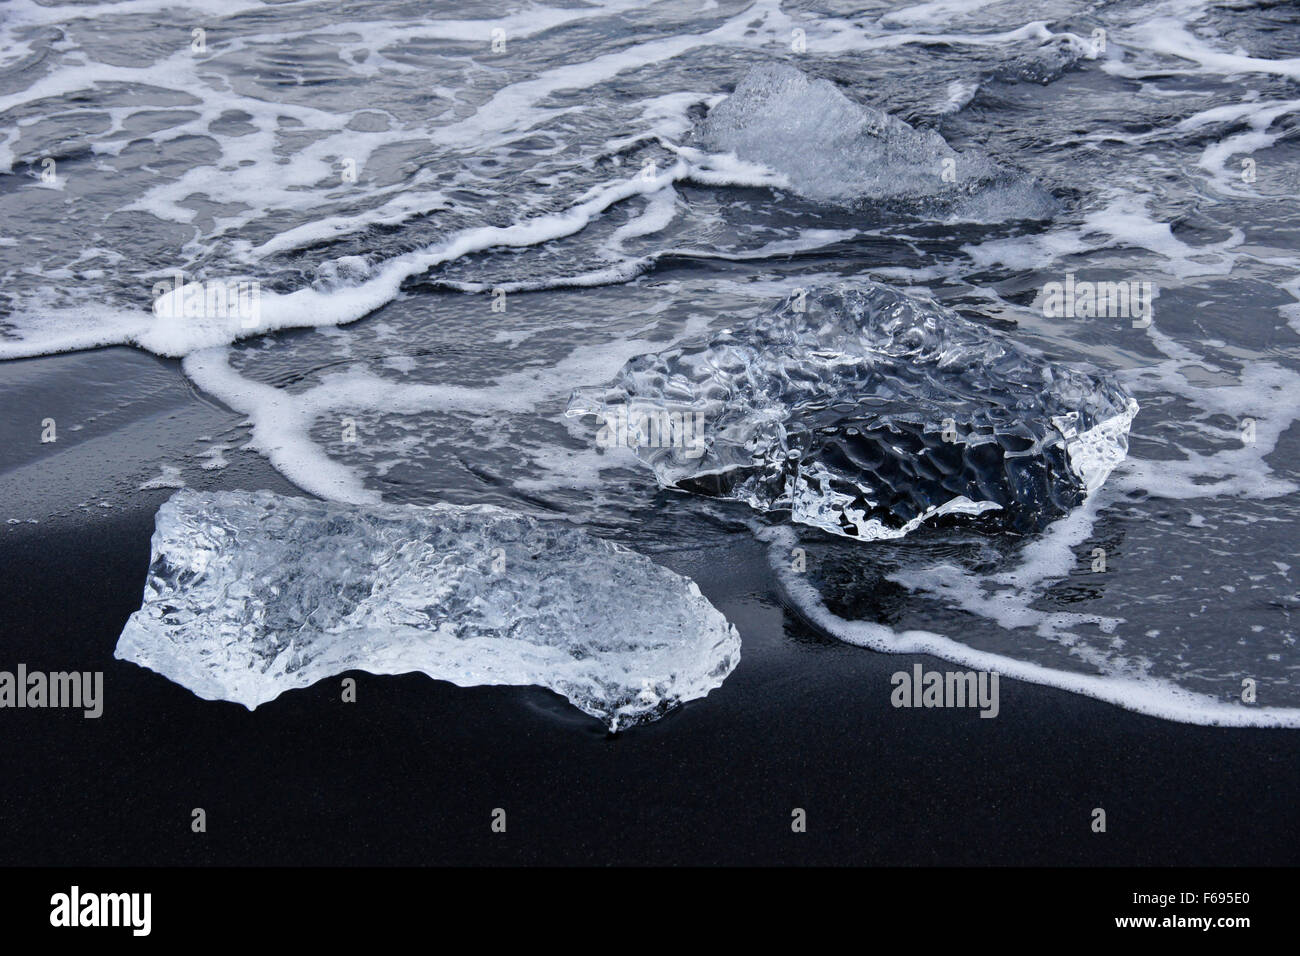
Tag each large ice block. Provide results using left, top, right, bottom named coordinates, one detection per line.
left=568, top=284, right=1138, bottom=540
left=115, top=490, right=740, bottom=730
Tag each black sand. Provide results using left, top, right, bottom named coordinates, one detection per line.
left=0, top=348, right=1296, bottom=866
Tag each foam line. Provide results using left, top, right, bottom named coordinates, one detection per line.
left=765, top=526, right=1300, bottom=728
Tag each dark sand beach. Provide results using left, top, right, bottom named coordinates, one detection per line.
left=2, top=0, right=1298, bottom=893
left=1, top=349, right=1295, bottom=867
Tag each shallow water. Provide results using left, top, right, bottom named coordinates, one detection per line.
left=2, top=0, right=1299, bottom=724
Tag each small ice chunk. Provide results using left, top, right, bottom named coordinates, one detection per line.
left=115, top=490, right=740, bottom=730
left=994, top=35, right=1090, bottom=85
left=313, top=255, right=373, bottom=291
left=568, top=284, right=1138, bottom=540
left=694, top=63, right=1057, bottom=220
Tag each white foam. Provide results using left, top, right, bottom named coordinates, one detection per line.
left=962, top=192, right=1243, bottom=278
left=879, top=493, right=1123, bottom=639
left=247, top=181, right=450, bottom=259
left=198, top=443, right=231, bottom=471
left=424, top=0, right=793, bottom=151
left=940, top=79, right=980, bottom=114
left=764, top=525, right=1300, bottom=728
left=182, top=349, right=379, bottom=504
left=3, top=156, right=740, bottom=360
left=1281, top=275, right=1300, bottom=335
left=180, top=307, right=716, bottom=505
left=605, top=187, right=680, bottom=253
left=1, top=135, right=853, bottom=361
left=1115, top=359, right=1300, bottom=501
left=0, top=304, right=151, bottom=360
left=880, top=0, right=1008, bottom=28
left=1128, top=16, right=1300, bottom=81
left=437, top=227, right=858, bottom=295
left=138, top=464, right=187, bottom=490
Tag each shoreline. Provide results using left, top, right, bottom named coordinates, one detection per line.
left=0, top=492, right=1296, bottom=866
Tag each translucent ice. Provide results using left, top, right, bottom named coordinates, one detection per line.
left=994, top=35, right=1091, bottom=85
left=568, top=284, right=1138, bottom=540
left=115, top=490, right=740, bottom=730
left=694, top=63, right=1058, bottom=220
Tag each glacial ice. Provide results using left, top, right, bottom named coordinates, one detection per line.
left=568, top=284, right=1138, bottom=541
left=693, top=63, right=1058, bottom=221
left=115, top=489, right=740, bottom=730
left=994, top=35, right=1091, bottom=85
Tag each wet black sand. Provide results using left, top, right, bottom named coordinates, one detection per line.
left=1, top=498, right=1297, bottom=866
left=0, top=348, right=1296, bottom=866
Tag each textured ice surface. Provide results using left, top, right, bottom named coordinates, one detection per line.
left=694, top=63, right=1058, bottom=220
left=568, top=284, right=1138, bottom=540
left=115, top=490, right=740, bottom=730
left=994, top=35, right=1091, bottom=85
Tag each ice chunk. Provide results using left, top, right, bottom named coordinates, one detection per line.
left=994, top=35, right=1090, bottom=85
left=115, top=489, right=740, bottom=730
left=694, top=63, right=1057, bottom=220
left=568, top=284, right=1138, bottom=540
